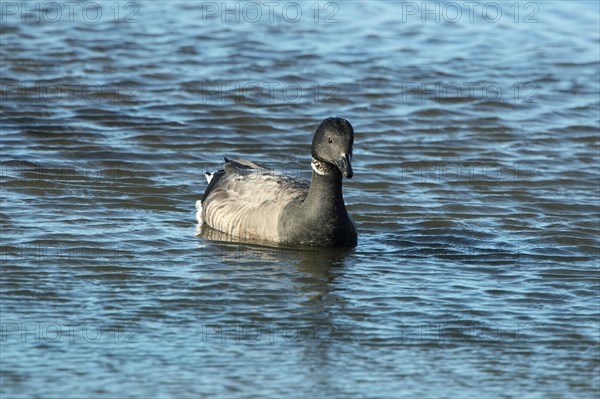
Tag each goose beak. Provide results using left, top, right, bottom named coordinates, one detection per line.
left=335, top=153, right=353, bottom=178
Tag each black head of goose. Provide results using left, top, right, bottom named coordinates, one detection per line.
left=196, top=117, right=357, bottom=248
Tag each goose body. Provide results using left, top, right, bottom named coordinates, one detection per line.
left=196, top=117, right=358, bottom=248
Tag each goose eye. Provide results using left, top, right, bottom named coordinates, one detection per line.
left=328, top=137, right=333, bottom=143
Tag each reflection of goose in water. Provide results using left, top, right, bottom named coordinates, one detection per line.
left=196, top=223, right=350, bottom=301
left=196, top=117, right=358, bottom=248
left=196, top=223, right=350, bottom=264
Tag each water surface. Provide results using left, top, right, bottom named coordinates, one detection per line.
left=1, top=1, right=599, bottom=398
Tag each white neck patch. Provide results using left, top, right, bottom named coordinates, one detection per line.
left=311, top=158, right=329, bottom=176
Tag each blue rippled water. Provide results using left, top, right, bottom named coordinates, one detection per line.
left=1, top=1, right=599, bottom=398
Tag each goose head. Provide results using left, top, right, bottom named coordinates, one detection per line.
left=311, top=117, right=355, bottom=178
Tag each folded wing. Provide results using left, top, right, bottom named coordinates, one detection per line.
left=198, top=158, right=309, bottom=242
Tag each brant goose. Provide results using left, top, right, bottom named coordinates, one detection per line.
left=196, top=117, right=357, bottom=247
